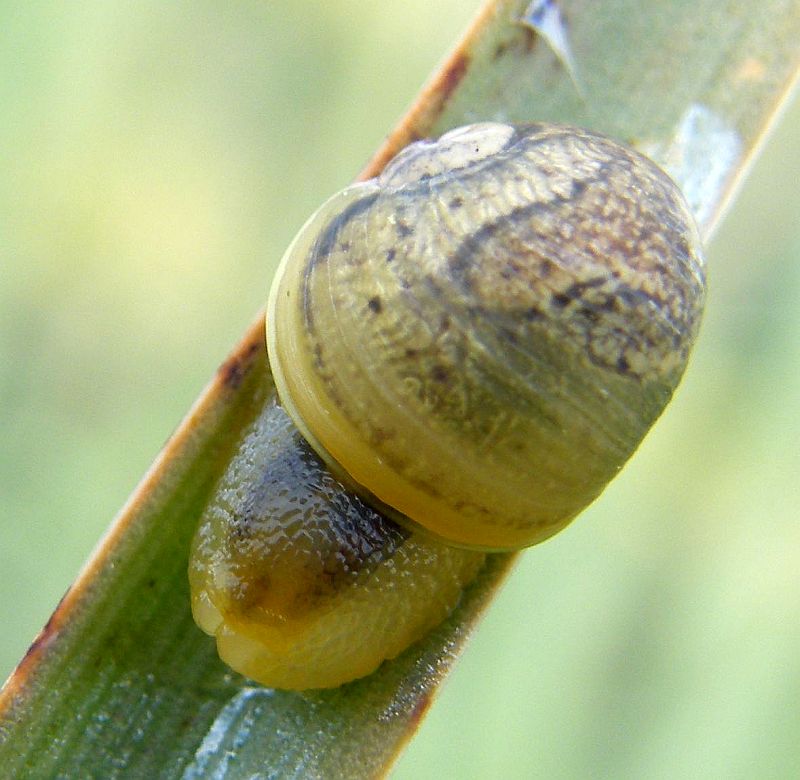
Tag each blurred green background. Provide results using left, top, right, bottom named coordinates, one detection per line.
left=1, top=2, right=798, bottom=777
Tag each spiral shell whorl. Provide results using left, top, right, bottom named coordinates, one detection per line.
left=268, top=122, right=705, bottom=550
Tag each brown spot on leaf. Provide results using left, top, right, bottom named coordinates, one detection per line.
left=408, top=690, right=433, bottom=729
left=494, top=26, right=539, bottom=60
left=437, top=52, right=470, bottom=107
left=219, top=342, right=260, bottom=390
left=11, top=585, right=72, bottom=692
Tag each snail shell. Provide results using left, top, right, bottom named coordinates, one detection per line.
left=268, top=122, right=705, bottom=551
left=189, top=122, right=705, bottom=689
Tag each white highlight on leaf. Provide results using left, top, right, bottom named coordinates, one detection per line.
left=520, top=0, right=582, bottom=95
left=652, top=103, right=742, bottom=228
left=182, top=687, right=275, bottom=780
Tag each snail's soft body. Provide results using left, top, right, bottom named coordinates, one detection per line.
left=189, top=400, right=484, bottom=690
left=189, top=122, right=706, bottom=689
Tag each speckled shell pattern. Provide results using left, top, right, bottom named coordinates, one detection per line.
left=268, top=122, right=706, bottom=550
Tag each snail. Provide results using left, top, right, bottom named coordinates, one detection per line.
left=189, top=122, right=706, bottom=690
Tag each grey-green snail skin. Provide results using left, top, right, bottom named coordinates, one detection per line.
left=189, top=122, right=706, bottom=690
